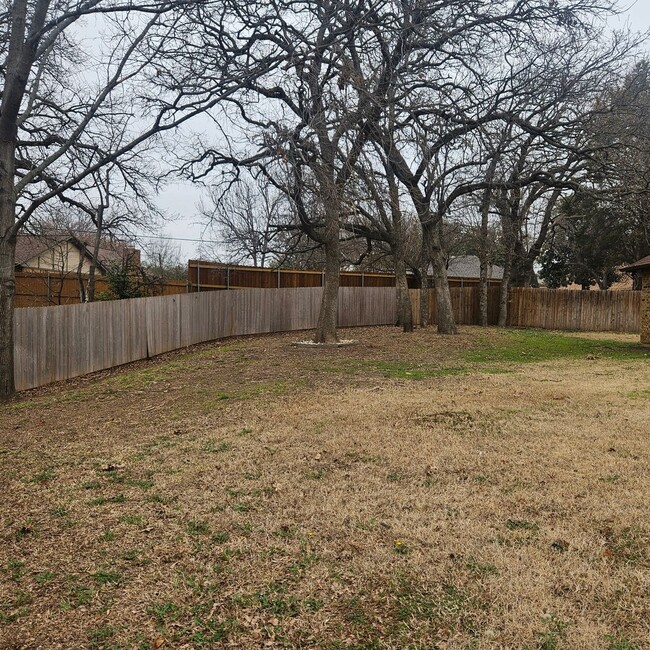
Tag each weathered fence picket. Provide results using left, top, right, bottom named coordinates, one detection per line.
left=13, top=286, right=641, bottom=392
left=506, top=288, right=640, bottom=333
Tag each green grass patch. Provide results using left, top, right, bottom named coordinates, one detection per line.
left=187, top=520, right=211, bottom=536
left=88, top=625, right=116, bottom=648
left=201, top=439, right=231, bottom=453
left=465, top=329, right=649, bottom=365
left=0, top=589, right=33, bottom=624
left=606, top=635, right=642, bottom=650
left=231, top=502, right=254, bottom=513
left=326, top=359, right=467, bottom=380
left=35, top=571, right=56, bottom=584
left=242, top=379, right=300, bottom=396
left=90, top=570, right=122, bottom=585
left=505, top=519, right=539, bottom=532
left=108, top=473, right=155, bottom=491
left=61, top=582, right=94, bottom=609
left=120, top=515, right=143, bottom=526
left=464, top=558, right=498, bottom=577
left=6, top=559, right=26, bottom=582
left=148, top=600, right=182, bottom=626
left=526, top=616, right=570, bottom=650
left=392, top=577, right=483, bottom=633
left=27, top=468, right=56, bottom=484
left=628, top=388, right=650, bottom=399
left=89, top=494, right=126, bottom=506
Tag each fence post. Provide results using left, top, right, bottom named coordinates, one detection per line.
left=277, top=268, right=281, bottom=288
left=197, top=262, right=200, bottom=293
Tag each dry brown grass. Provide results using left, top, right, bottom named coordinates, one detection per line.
left=1, top=326, right=649, bottom=650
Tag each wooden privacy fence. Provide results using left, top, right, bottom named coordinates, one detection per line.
left=508, top=287, right=641, bottom=333
left=187, top=260, right=501, bottom=291
left=14, top=286, right=397, bottom=391
left=409, top=287, right=641, bottom=332
left=410, top=287, right=502, bottom=327
left=15, top=270, right=187, bottom=308
left=13, top=285, right=642, bottom=392
left=188, top=260, right=398, bottom=290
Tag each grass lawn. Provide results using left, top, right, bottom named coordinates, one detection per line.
left=1, top=326, right=649, bottom=649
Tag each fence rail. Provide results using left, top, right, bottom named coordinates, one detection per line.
left=13, top=286, right=642, bottom=392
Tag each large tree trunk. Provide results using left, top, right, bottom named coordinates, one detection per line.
left=419, top=259, right=430, bottom=327
left=510, top=238, right=532, bottom=287
left=478, top=152, right=501, bottom=326
left=478, top=188, right=491, bottom=327
left=76, top=252, right=86, bottom=302
left=387, top=170, right=413, bottom=332
left=479, top=257, right=489, bottom=327
left=427, top=220, right=457, bottom=334
left=314, top=236, right=340, bottom=343
left=86, top=209, right=103, bottom=302
left=394, top=244, right=413, bottom=332
left=0, top=234, right=16, bottom=401
left=498, top=215, right=515, bottom=327
left=0, top=0, right=47, bottom=400
left=497, top=265, right=511, bottom=328
left=515, top=188, right=562, bottom=289
left=0, top=141, right=17, bottom=401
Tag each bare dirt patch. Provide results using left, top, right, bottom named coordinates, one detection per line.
left=1, top=326, right=649, bottom=649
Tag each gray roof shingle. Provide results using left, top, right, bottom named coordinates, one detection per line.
left=445, top=255, right=504, bottom=280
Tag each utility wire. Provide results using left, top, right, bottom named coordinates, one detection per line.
left=25, top=227, right=221, bottom=244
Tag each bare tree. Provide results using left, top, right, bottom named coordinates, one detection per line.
left=201, top=175, right=285, bottom=267
left=0, top=0, right=223, bottom=400
left=573, top=60, right=650, bottom=275
left=342, top=147, right=416, bottom=331
left=179, top=0, right=472, bottom=341
left=140, top=238, right=185, bottom=282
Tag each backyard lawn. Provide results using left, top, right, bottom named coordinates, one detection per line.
left=0, top=326, right=649, bottom=649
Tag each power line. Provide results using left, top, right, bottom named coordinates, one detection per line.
left=26, top=227, right=222, bottom=245
left=132, top=234, right=221, bottom=244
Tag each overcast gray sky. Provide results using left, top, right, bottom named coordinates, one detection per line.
left=148, top=2, right=650, bottom=264
left=623, top=0, right=650, bottom=31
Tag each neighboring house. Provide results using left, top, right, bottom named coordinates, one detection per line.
left=15, top=233, right=140, bottom=275
left=442, top=255, right=504, bottom=286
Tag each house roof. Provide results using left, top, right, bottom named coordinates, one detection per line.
left=620, top=255, right=650, bottom=273
left=73, top=236, right=139, bottom=269
left=15, top=232, right=140, bottom=270
left=15, top=234, right=53, bottom=266
left=446, top=255, right=504, bottom=280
